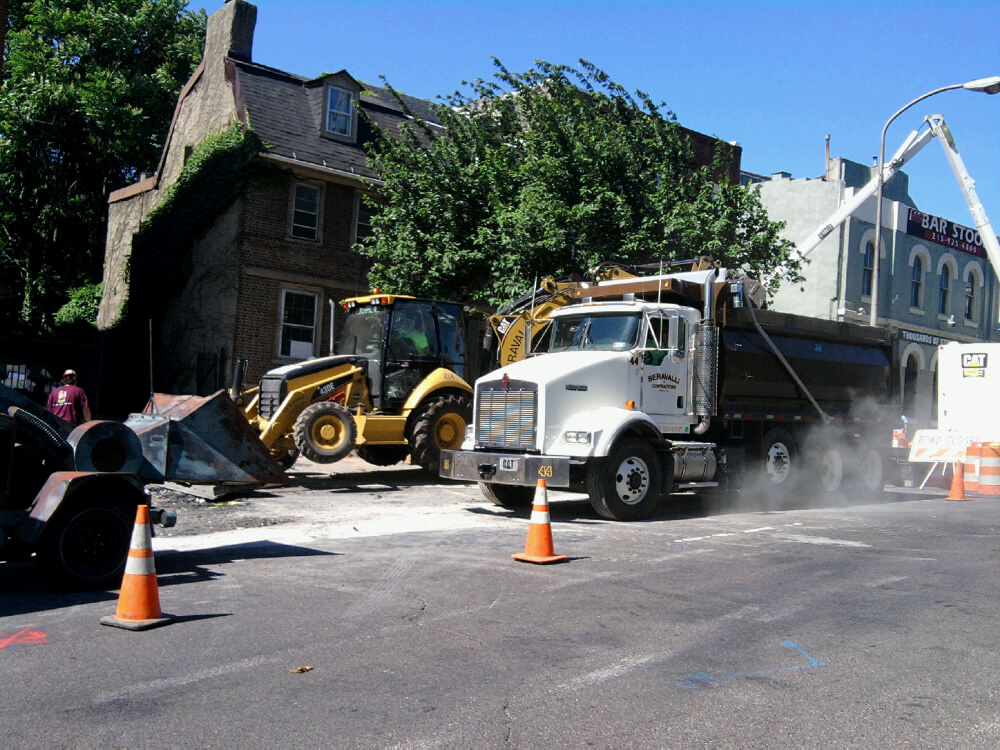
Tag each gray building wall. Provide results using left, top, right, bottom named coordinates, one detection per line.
left=756, top=156, right=1000, bottom=427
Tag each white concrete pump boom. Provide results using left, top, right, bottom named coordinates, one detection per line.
left=767, top=113, right=1000, bottom=290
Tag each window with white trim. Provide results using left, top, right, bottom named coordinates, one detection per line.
left=938, top=265, right=950, bottom=315
left=965, top=278, right=976, bottom=321
left=910, top=256, right=922, bottom=308
left=861, top=240, right=874, bottom=297
left=354, top=197, right=374, bottom=245
left=326, top=86, right=354, bottom=137
left=291, top=182, right=320, bottom=241
left=280, top=290, right=318, bottom=359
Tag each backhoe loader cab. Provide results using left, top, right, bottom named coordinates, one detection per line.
left=245, top=295, right=473, bottom=473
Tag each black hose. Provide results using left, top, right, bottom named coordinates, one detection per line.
left=741, top=287, right=832, bottom=424
left=9, top=406, right=74, bottom=467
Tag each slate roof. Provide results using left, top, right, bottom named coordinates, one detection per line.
left=232, top=58, right=442, bottom=181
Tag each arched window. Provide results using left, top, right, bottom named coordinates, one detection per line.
left=862, top=241, right=874, bottom=297
left=910, top=256, right=923, bottom=308
left=965, top=278, right=976, bottom=321
left=938, top=265, right=950, bottom=315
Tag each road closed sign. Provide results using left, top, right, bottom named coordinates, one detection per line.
left=908, top=430, right=988, bottom=463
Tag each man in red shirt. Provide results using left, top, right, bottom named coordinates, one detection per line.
left=46, top=369, right=92, bottom=425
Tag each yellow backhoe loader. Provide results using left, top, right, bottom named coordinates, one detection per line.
left=239, top=295, right=473, bottom=473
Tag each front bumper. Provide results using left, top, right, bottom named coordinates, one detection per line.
left=440, top=450, right=572, bottom=487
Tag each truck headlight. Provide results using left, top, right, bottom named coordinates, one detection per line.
left=564, top=431, right=592, bottom=445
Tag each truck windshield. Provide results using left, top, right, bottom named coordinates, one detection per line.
left=337, top=307, right=387, bottom=356
left=544, top=313, right=642, bottom=353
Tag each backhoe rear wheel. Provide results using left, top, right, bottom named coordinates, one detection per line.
left=408, top=394, right=472, bottom=474
left=294, top=402, right=357, bottom=463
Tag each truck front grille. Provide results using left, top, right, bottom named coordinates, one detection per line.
left=476, top=379, right=537, bottom=450
left=257, top=376, right=286, bottom=420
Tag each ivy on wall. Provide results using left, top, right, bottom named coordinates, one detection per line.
left=113, top=121, right=265, bottom=326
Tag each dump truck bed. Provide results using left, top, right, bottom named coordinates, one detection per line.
left=717, top=308, right=894, bottom=420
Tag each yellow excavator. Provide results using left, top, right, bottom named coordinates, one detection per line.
left=238, top=294, right=473, bottom=473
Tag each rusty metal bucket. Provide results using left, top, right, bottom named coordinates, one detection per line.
left=125, top=390, right=287, bottom=486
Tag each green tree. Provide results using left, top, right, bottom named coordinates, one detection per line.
left=361, top=59, right=799, bottom=308
left=0, top=0, right=206, bottom=333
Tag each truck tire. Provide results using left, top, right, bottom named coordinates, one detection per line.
left=587, top=438, right=662, bottom=521
left=817, top=446, right=845, bottom=494
left=294, top=402, right=357, bottom=464
left=37, top=501, right=134, bottom=589
left=408, top=394, right=472, bottom=474
left=849, top=444, right=885, bottom=496
left=479, top=482, right=535, bottom=509
left=761, top=428, right=799, bottom=491
left=356, top=444, right=409, bottom=467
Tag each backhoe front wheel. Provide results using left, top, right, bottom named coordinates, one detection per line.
left=356, top=444, right=409, bottom=467
left=294, top=402, right=357, bottom=463
left=408, top=394, right=472, bottom=474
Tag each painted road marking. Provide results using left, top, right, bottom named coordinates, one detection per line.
left=674, top=522, right=801, bottom=543
left=0, top=629, right=47, bottom=649
left=775, top=534, right=870, bottom=548
left=558, top=655, right=657, bottom=691
left=676, top=640, right=825, bottom=689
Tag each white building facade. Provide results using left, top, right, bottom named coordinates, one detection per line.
left=755, top=156, right=1000, bottom=427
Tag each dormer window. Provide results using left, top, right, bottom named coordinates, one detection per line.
left=327, top=86, right=355, bottom=137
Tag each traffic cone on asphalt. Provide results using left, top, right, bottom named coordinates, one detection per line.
left=947, top=460, right=968, bottom=502
left=512, top=479, right=568, bottom=565
left=100, top=504, right=174, bottom=630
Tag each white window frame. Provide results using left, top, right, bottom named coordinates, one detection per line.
left=279, top=288, right=319, bottom=359
left=353, top=193, right=374, bottom=246
left=861, top=240, right=875, bottom=299
left=963, top=262, right=984, bottom=325
left=936, top=254, right=958, bottom=319
left=290, top=182, right=321, bottom=241
left=907, top=245, right=930, bottom=315
left=326, top=85, right=355, bottom=138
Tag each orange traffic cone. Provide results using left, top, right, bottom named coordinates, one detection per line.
left=100, top=504, right=173, bottom=630
left=512, top=479, right=568, bottom=564
left=946, top=460, right=968, bottom=501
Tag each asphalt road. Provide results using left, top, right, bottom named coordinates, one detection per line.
left=3, top=458, right=1000, bottom=748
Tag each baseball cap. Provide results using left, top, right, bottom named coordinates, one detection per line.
left=63, top=369, right=77, bottom=377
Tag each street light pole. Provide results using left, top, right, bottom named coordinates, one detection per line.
left=869, top=76, right=1000, bottom=327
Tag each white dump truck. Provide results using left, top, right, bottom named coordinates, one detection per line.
left=441, top=264, right=895, bottom=520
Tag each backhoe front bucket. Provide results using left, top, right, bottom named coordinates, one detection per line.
left=125, top=390, right=287, bottom=486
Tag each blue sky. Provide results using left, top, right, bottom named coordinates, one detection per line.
left=199, top=0, right=1000, bottom=237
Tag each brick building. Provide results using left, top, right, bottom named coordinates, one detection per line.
left=97, top=0, right=440, bottom=400
left=98, top=0, right=740, bottom=408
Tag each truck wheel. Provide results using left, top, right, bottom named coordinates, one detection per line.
left=409, top=394, right=472, bottom=474
left=356, top=444, right=409, bottom=466
left=37, top=501, right=134, bottom=589
left=479, top=482, right=535, bottom=509
left=587, top=438, right=662, bottom=521
left=294, top=402, right=357, bottom=463
left=761, top=428, right=799, bottom=490
left=818, top=447, right=845, bottom=493
left=850, top=445, right=885, bottom=495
